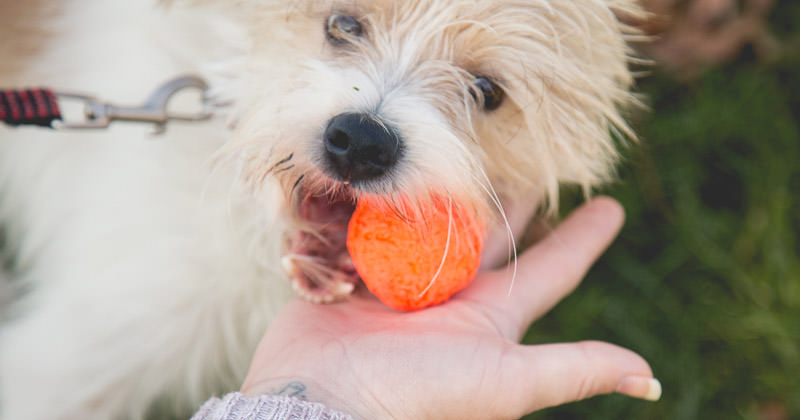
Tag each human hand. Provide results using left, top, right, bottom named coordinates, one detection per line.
left=241, top=197, right=661, bottom=420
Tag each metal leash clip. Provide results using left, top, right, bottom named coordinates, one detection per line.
left=52, top=75, right=212, bottom=134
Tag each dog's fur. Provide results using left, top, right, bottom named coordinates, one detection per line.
left=0, top=1, right=642, bottom=419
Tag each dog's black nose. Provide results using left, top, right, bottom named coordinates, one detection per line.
left=323, top=113, right=402, bottom=182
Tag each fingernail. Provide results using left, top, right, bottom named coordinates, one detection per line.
left=616, top=376, right=662, bottom=401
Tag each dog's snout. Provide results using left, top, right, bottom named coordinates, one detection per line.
left=324, top=113, right=402, bottom=182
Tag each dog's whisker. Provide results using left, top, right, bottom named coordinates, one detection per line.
left=290, top=174, right=305, bottom=200
left=267, top=153, right=294, bottom=174
left=274, top=164, right=296, bottom=175
left=389, top=200, right=415, bottom=224
left=256, top=166, right=274, bottom=189
left=472, top=168, right=518, bottom=297
left=417, top=196, right=453, bottom=298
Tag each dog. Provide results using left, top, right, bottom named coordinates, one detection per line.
left=0, top=0, right=642, bottom=419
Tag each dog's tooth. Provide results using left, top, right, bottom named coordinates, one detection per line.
left=281, top=256, right=298, bottom=276
left=331, top=279, right=355, bottom=297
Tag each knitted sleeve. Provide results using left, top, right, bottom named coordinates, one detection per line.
left=190, top=392, right=356, bottom=420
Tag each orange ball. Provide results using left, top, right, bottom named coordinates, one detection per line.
left=346, top=196, right=484, bottom=311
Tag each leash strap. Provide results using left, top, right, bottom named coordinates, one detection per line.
left=0, top=88, right=62, bottom=127
left=1, top=76, right=210, bottom=132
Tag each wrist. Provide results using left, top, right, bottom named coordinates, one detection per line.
left=241, top=376, right=376, bottom=420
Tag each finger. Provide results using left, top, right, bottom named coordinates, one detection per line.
left=463, top=197, right=625, bottom=337
left=497, top=341, right=660, bottom=418
left=514, top=196, right=625, bottom=310
left=480, top=191, right=541, bottom=270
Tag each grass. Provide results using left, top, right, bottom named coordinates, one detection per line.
left=522, top=4, right=800, bottom=419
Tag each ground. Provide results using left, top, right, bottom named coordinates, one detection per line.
left=523, top=2, right=800, bottom=419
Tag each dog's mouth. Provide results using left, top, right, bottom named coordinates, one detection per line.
left=282, top=187, right=360, bottom=303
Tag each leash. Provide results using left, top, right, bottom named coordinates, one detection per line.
left=0, top=75, right=212, bottom=134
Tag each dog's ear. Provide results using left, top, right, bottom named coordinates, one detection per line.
left=482, top=1, right=646, bottom=213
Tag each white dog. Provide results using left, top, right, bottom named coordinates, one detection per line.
left=0, top=1, right=642, bottom=419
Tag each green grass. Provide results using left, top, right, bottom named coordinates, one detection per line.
left=522, top=5, right=800, bottom=419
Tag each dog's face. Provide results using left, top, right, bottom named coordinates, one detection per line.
left=217, top=0, right=640, bottom=301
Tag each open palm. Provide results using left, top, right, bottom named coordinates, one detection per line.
left=241, top=197, right=660, bottom=420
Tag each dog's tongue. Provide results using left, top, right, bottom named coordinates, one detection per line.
left=297, top=195, right=353, bottom=263
left=282, top=194, right=359, bottom=303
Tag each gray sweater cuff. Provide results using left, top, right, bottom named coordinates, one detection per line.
left=191, top=392, right=356, bottom=420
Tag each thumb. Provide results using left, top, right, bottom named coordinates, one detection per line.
left=498, top=341, right=661, bottom=416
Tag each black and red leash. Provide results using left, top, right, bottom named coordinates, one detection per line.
left=0, top=75, right=212, bottom=133
left=0, top=88, right=62, bottom=128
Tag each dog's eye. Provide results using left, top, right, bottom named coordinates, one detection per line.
left=326, top=15, right=363, bottom=42
left=472, top=77, right=505, bottom=111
